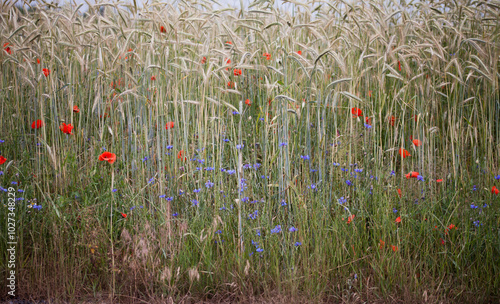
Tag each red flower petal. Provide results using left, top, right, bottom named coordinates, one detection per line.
left=0, top=156, right=6, bottom=165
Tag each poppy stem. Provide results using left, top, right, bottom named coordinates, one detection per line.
left=110, top=170, right=116, bottom=300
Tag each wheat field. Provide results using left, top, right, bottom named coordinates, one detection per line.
left=0, top=0, right=499, bottom=302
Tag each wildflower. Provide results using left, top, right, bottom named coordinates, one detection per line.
left=447, top=224, right=457, bottom=230
left=201, top=56, right=206, bottom=64
left=397, top=188, right=402, bottom=198
left=36, top=58, right=40, bottom=64
left=379, top=239, right=385, bottom=249
left=165, top=121, right=174, bottom=129
left=43, top=68, right=50, bottom=77
left=279, top=142, right=287, bottom=147
left=417, top=175, right=424, bottom=182
left=289, top=226, right=297, bottom=232
left=225, top=41, right=232, bottom=45
left=436, top=179, right=443, bottom=183
left=338, top=197, right=347, bottom=204
left=346, top=180, right=352, bottom=186
left=256, top=247, right=264, bottom=253
left=398, top=60, right=401, bottom=71
left=59, top=123, right=74, bottom=135
left=205, top=180, right=214, bottom=188
left=389, top=115, right=396, bottom=126
left=31, top=120, right=44, bottom=129
left=193, top=188, right=201, bottom=193
left=0, top=156, right=6, bottom=165
left=300, top=155, right=310, bottom=160
left=405, top=171, right=419, bottom=179
left=495, top=175, right=500, bottom=180
left=351, top=107, right=362, bottom=117
left=281, top=199, right=287, bottom=206
left=391, top=245, right=398, bottom=252
left=227, top=81, right=234, bottom=88
left=191, top=199, right=199, bottom=206
left=177, top=150, right=187, bottom=161
left=98, top=151, right=117, bottom=164
left=492, top=186, right=499, bottom=195
left=236, top=144, right=244, bottom=150
left=347, top=214, right=355, bottom=224
left=297, top=50, right=302, bottom=55
left=395, top=216, right=401, bottom=223
left=412, top=139, right=422, bottom=147
left=113, top=189, right=117, bottom=192
left=4, top=42, right=12, bottom=54
left=440, top=238, right=445, bottom=245
left=160, top=25, right=166, bottom=33
left=73, top=105, right=80, bottom=113
left=364, top=123, right=372, bottom=129
left=33, top=204, right=42, bottom=210
left=262, top=52, right=271, bottom=60
left=151, top=75, right=156, bottom=81
left=245, top=99, right=251, bottom=106
left=390, top=170, right=396, bottom=176
left=399, top=148, right=410, bottom=159
left=365, top=117, right=371, bottom=125
left=270, top=225, right=282, bottom=234
left=172, top=212, right=178, bottom=217
left=233, top=69, right=242, bottom=76
left=121, top=213, right=127, bottom=218
left=294, top=242, right=302, bottom=247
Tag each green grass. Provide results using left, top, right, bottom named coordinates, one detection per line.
left=1, top=0, right=499, bottom=302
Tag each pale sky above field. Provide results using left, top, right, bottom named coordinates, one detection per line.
left=15, top=0, right=297, bottom=13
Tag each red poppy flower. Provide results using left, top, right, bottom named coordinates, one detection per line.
left=347, top=214, right=355, bottom=224
left=225, top=58, right=231, bottom=65
left=0, top=156, right=6, bottom=165
left=165, top=121, right=174, bottom=130
left=177, top=150, right=187, bottom=161
left=398, top=61, right=401, bottom=71
left=397, top=188, right=402, bottom=198
left=98, top=151, right=116, bottom=164
left=31, top=120, right=44, bottom=129
left=43, top=68, right=50, bottom=77
left=121, top=213, right=127, bottom=218
left=297, top=50, right=302, bottom=55
left=245, top=99, right=251, bottom=106
left=201, top=57, right=206, bottom=64
left=233, top=69, right=242, bottom=76
left=379, top=239, right=385, bottom=249
left=440, top=238, right=445, bottom=245
left=365, top=117, right=371, bottom=125
left=151, top=75, right=156, bottom=81
left=447, top=224, right=456, bottom=230
left=59, top=123, right=74, bottom=135
left=436, top=179, right=443, bottom=183
left=37, top=58, right=40, bottom=64
left=391, top=245, right=398, bottom=252
left=492, top=186, right=499, bottom=195
left=395, top=216, right=401, bottom=224
left=225, top=41, right=232, bottom=45
left=389, top=115, right=396, bottom=126
left=227, top=81, right=234, bottom=88
left=412, top=139, right=422, bottom=147
left=263, top=52, right=271, bottom=60
left=3, top=42, right=11, bottom=54
left=128, top=48, right=132, bottom=52
left=405, top=171, right=419, bottom=179
left=160, top=25, right=166, bottom=33
left=351, top=107, right=362, bottom=117
left=399, top=148, right=411, bottom=158
left=368, top=90, right=372, bottom=97
left=73, top=105, right=80, bottom=113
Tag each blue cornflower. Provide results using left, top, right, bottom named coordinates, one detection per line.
left=215, top=230, right=223, bottom=234
left=198, top=159, right=205, bottom=164
left=294, top=242, right=302, bottom=247
left=289, top=226, right=297, bottom=232
left=0, top=139, right=4, bottom=143
left=472, top=185, right=477, bottom=191
left=495, top=175, right=500, bottom=180
left=346, top=180, right=352, bottom=186
left=364, top=123, right=372, bottom=129
left=191, top=199, right=199, bottom=206
left=18, top=189, right=24, bottom=193
left=470, top=204, right=478, bottom=209
left=179, top=189, right=185, bottom=195
left=159, top=194, right=166, bottom=198
left=193, top=188, right=201, bottom=193
left=232, top=111, right=240, bottom=115
left=254, top=163, right=261, bottom=169
left=0, top=171, right=3, bottom=175
left=236, top=144, right=244, bottom=149
left=256, top=247, right=264, bottom=253
left=279, top=142, right=287, bottom=147
left=166, top=145, right=173, bottom=150
left=205, top=180, right=214, bottom=188
left=354, top=168, right=363, bottom=173
left=390, top=170, right=396, bottom=176
left=11, top=181, right=17, bottom=185
left=243, top=164, right=251, bottom=169
left=205, top=167, right=215, bottom=171
left=308, top=183, right=316, bottom=190
left=417, top=175, right=424, bottom=181
left=270, top=225, right=282, bottom=234
left=256, top=229, right=261, bottom=236
left=33, top=204, right=42, bottom=210
left=112, top=189, right=117, bottom=192
left=281, top=199, right=287, bottom=206
left=220, top=168, right=226, bottom=172
left=259, top=118, right=264, bottom=121
left=148, top=177, right=155, bottom=184
left=227, top=169, right=236, bottom=175
left=172, top=212, right=178, bottom=217
left=300, top=155, right=310, bottom=160
left=223, top=138, right=230, bottom=142
left=393, top=208, right=398, bottom=213
left=333, top=162, right=340, bottom=166
left=166, top=197, right=173, bottom=201
left=16, top=197, right=24, bottom=201
left=310, top=169, right=318, bottom=173
left=338, top=197, right=347, bottom=204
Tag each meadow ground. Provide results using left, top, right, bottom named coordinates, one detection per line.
left=0, top=0, right=499, bottom=303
